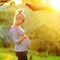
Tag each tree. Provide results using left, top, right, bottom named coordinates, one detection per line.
left=0, top=0, right=10, bottom=5
left=10, top=1, right=15, bottom=7
left=0, top=25, right=12, bottom=48
left=26, top=3, right=47, bottom=11
left=22, top=0, right=52, bottom=11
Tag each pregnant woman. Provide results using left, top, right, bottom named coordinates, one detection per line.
left=10, top=9, right=31, bottom=60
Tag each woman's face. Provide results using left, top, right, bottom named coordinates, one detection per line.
left=17, top=15, right=25, bottom=25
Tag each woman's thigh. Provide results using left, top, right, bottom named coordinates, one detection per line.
left=15, top=51, right=28, bottom=60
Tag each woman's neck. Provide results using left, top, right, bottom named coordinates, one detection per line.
left=11, top=23, right=21, bottom=28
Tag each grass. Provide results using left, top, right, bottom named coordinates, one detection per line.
left=0, top=48, right=60, bottom=60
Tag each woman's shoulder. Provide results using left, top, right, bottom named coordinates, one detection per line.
left=10, top=27, right=16, bottom=33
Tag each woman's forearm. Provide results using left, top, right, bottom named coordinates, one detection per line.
left=18, top=35, right=27, bottom=44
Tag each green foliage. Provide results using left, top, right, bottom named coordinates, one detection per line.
left=0, top=25, right=12, bottom=48
left=1, top=48, right=60, bottom=60
left=0, top=4, right=60, bottom=56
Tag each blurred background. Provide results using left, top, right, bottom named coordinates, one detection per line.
left=0, top=0, right=60, bottom=60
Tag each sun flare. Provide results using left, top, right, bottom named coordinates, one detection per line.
left=13, top=0, right=22, bottom=5
left=49, top=0, right=60, bottom=10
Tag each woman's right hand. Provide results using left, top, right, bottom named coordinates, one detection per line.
left=24, top=34, right=28, bottom=38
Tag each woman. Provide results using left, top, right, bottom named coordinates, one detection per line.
left=10, top=9, right=31, bottom=60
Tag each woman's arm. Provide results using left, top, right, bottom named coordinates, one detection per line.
left=11, top=30, right=30, bottom=44
left=11, top=30, right=27, bottom=44
left=18, top=34, right=28, bottom=44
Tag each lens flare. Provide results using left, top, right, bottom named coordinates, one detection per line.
left=49, top=0, right=60, bottom=10
left=14, top=0, right=22, bottom=5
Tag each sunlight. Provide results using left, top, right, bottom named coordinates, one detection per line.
left=42, top=0, right=46, bottom=4
left=5, top=54, right=13, bottom=60
left=13, top=0, right=22, bottom=5
left=49, top=0, right=60, bottom=11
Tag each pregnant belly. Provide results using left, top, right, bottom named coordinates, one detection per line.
left=20, top=38, right=31, bottom=48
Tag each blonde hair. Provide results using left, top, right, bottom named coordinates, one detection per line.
left=15, top=9, right=23, bottom=16
left=13, top=9, right=25, bottom=25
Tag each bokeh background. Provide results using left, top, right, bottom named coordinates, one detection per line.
left=0, top=0, right=60, bottom=60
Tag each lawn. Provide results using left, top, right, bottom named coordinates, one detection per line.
left=0, top=48, right=60, bottom=60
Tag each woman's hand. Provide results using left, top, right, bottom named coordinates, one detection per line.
left=17, top=34, right=28, bottom=44
left=24, top=34, right=28, bottom=38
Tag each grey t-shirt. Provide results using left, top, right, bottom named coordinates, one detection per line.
left=10, top=26, right=31, bottom=52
